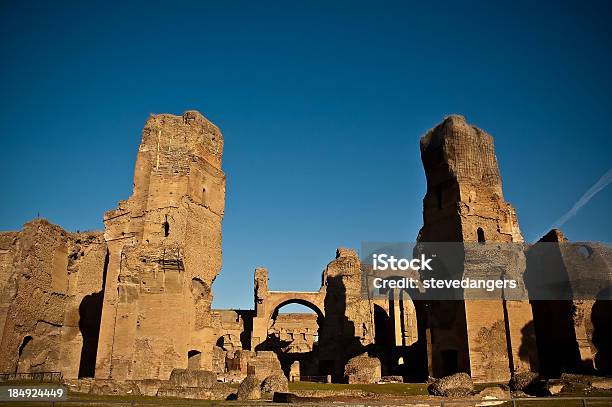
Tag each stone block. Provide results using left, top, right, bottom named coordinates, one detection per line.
left=89, top=379, right=141, bottom=396
left=167, top=368, right=216, bottom=388
left=261, top=374, right=289, bottom=393
left=237, top=375, right=261, bottom=400
left=427, top=373, right=474, bottom=397
left=344, top=353, right=381, bottom=384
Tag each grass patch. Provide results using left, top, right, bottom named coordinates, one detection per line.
left=2, top=379, right=609, bottom=406
left=288, top=381, right=428, bottom=395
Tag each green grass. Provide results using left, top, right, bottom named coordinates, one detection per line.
left=0, top=383, right=239, bottom=407
left=2, top=393, right=243, bottom=407
left=63, top=389, right=243, bottom=406
left=288, top=381, right=429, bottom=395
left=512, top=399, right=610, bottom=407
left=1, top=379, right=610, bottom=406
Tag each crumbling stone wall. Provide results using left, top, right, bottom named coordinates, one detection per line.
left=0, top=219, right=107, bottom=378
left=418, top=115, right=536, bottom=382
left=244, top=249, right=376, bottom=382
left=368, top=289, right=424, bottom=379
left=527, top=229, right=612, bottom=376
left=317, top=248, right=374, bottom=381
left=269, top=313, right=319, bottom=353
left=95, top=111, right=226, bottom=380
left=212, top=310, right=252, bottom=352
left=210, top=309, right=254, bottom=376
left=419, top=115, right=522, bottom=243
left=251, top=267, right=325, bottom=351
left=2, top=111, right=605, bottom=388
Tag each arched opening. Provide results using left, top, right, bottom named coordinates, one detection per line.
left=578, top=245, right=593, bottom=259
left=374, top=305, right=393, bottom=348
left=268, top=302, right=322, bottom=352
left=191, top=277, right=207, bottom=301
left=187, top=350, right=201, bottom=370
left=373, top=288, right=424, bottom=379
left=78, top=292, right=104, bottom=377
left=477, top=227, right=485, bottom=243
left=215, top=336, right=225, bottom=348
left=262, top=300, right=323, bottom=380
left=269, top=299, right=324, bottom=322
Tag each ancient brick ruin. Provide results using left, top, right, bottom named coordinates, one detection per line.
left=0, top=222, right=107, bottom=378
left=417, top=115, right=533, bottom=382
left=0, top=111, right=609, bottom=391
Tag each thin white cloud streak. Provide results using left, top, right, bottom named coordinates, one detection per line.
left=544, top=168, right=612, bottom=236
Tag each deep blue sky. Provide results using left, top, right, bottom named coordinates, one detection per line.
left=1, top=1, right=610, bottom=310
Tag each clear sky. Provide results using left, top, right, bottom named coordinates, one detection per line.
left=1, top=1, right=610, bottom=310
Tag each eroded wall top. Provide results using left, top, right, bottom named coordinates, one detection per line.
left=419, top=115, right=523, bottom=242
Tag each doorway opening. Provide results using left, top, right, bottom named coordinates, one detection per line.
left=187, top=350, right=201, bottom=370
left=440, top=349, right=459, bottom=376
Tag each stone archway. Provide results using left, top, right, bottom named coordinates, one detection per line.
left=267, top=299, right=324, bottom=353
left=268, top=298, right=324, bottom=323
left=252, top=292, right=325, bottom=350
left=251, top=268, right=326, bottom=351
left=248, top=267, right=329, bottom=380
left=263, top=298, right=324, bottom=379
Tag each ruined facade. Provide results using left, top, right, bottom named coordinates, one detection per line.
left=417, top=115, right=536, bottom=382
left=0, top=111, right=609, bottom=387
left=269, top=314, right=319, bottom=353
left=0, top=111, right=226, bottom=381
left=244, top=249, right=375, bottom=382
left=526, top=230, right=612, bottom=376
left=96, top=111, right=226, bottom=380
left=0, top=221, right=107, bottom=378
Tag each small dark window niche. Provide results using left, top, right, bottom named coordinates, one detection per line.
left=477, top=227, right=485, bottom=243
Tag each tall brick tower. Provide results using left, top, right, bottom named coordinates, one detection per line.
left=96, top=111, right=226, bottom=380
left=418, top=115, right=536, bottom=382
